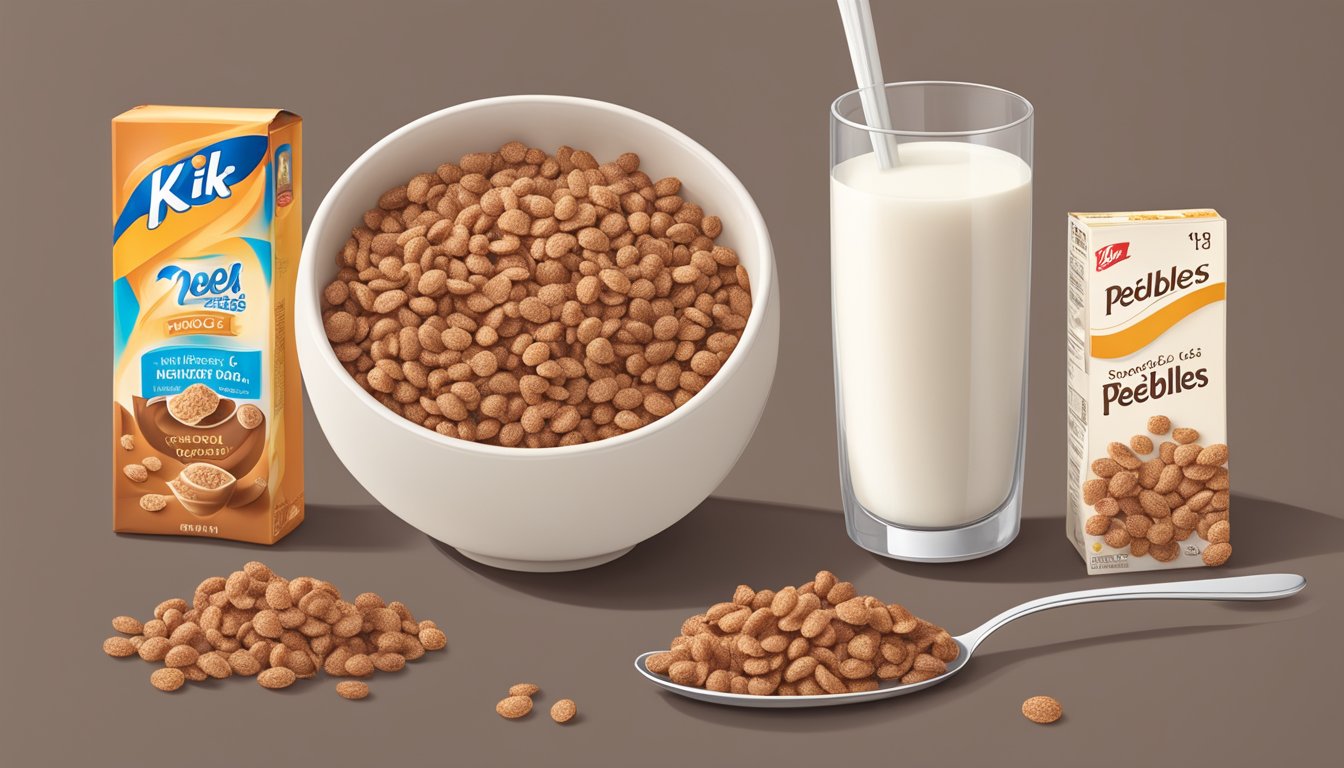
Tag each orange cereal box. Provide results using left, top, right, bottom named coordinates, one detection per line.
left=112, top=106, right=303, bottom=543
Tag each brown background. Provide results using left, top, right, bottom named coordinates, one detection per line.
left=1, top=1, right=1341, bottom=766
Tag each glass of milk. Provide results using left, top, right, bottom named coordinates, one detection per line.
left=830, top=82, right=1033, bottom=561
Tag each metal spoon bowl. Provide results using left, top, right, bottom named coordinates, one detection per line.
left=634, top=573, right=1305, bottom=709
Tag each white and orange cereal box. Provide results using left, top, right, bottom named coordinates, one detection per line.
left=1066, top=209, right=1229, bottom=573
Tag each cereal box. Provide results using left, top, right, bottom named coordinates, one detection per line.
left=112, top=106, right=303, bottom=543
left=1066, top=209, right=1228, bottom=573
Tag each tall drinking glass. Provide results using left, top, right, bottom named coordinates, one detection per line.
left=830, top=82, right=1033, bottom=561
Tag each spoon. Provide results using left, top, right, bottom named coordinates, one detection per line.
left=634, top=573, right=1305, bottom=708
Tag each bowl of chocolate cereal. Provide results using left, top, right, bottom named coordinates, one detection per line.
left=297, top=95, right=779, bottom=571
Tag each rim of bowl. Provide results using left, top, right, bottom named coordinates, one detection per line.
left=300, top=94, right=776, bottom=459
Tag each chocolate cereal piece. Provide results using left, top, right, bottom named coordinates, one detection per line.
left=1022, top=695, right=1063, bottom=724
left=322, top=143, right=751, bottom=449
left=167, top=383, right=221, bottom=426
left=496, top=695, right=533, bottom=719
left=336, top=681, right=369, bottom=700
left=237, top=404, right=264, bottom=429
left=102, top=637, right=136, bottom=657
left=258, top=667, right=296, bottom=689
left=1202, top=542, right=1232, bottom=566
left=150, top=668, right=185, bottom=692
left=550, top=699, right=577, bottom=723
left=139, top=494, right=168, bottom=512
left=181, top=463, right=232, bottom=490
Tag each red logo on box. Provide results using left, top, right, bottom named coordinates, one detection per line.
left=1095, top=242, right=1131, bottom=272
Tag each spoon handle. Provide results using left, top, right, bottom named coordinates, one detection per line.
left=957, top=573, right=1305, bottom=654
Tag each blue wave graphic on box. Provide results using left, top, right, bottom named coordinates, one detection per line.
left=113, top=135, right=267, bottom=242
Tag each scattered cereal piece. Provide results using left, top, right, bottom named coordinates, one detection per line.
left=336, top=681, right=370, bottom=700
left=258, top=667, right=296, bottom=690
left=142, top=456, right=163, bottom=472
left=102, top=637, right=137, bottom=657
left=165, top=645, right=199, bottom=668
left=1147, top=415, right=1171, bottom=435
left=197, top=652, right=232, bottom=679
left=1022, top=695, right=1063, bottom=724
left=228, top=650, right=261, bottom=677
left=111, top=616, right=143, bottom=635
left=151, top=667, right=185, bottom=692
left=123, top=464, right=148, bottom=483
left=139, top=494, right=168, bottom=512
left=419, top=627, right=448, bottom=651
left=550, top=698, right=577, bottom=723
left=345, top=654, right=375, bottom=677
left=119, top=434, right=135, bottom=450
left=497, top=695, right=533, bottom=719
left=508, top=683, right=540, bottom=697
left=100, top=563, right=448, bottom=698
left=138, top=637, right=171, bottom=662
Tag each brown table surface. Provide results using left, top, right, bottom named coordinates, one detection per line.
left=2, top=496, right=1337, bottom=767
left=3, top=1, right=1341, bottom=764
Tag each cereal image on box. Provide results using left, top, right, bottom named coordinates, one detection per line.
left=181, top=462, right=233, bottom=490
left=1078, top=416, right=1230, bottom=565
left=1066, top=210, right=1227, bottom=573
left=166, top=382, right=221, bottom=426
left=112, top=106, right=303, bottom=544
left=237, top=403, right=264, bottom=429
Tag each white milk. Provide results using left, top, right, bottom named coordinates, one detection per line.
left=830, top=142, right=1032, bottom=528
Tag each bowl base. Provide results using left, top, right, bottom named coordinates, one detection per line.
left=454, top=546, right=635, bottom=572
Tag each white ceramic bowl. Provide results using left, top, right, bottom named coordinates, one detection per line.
left=297, top=95, right=780, bottom=571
